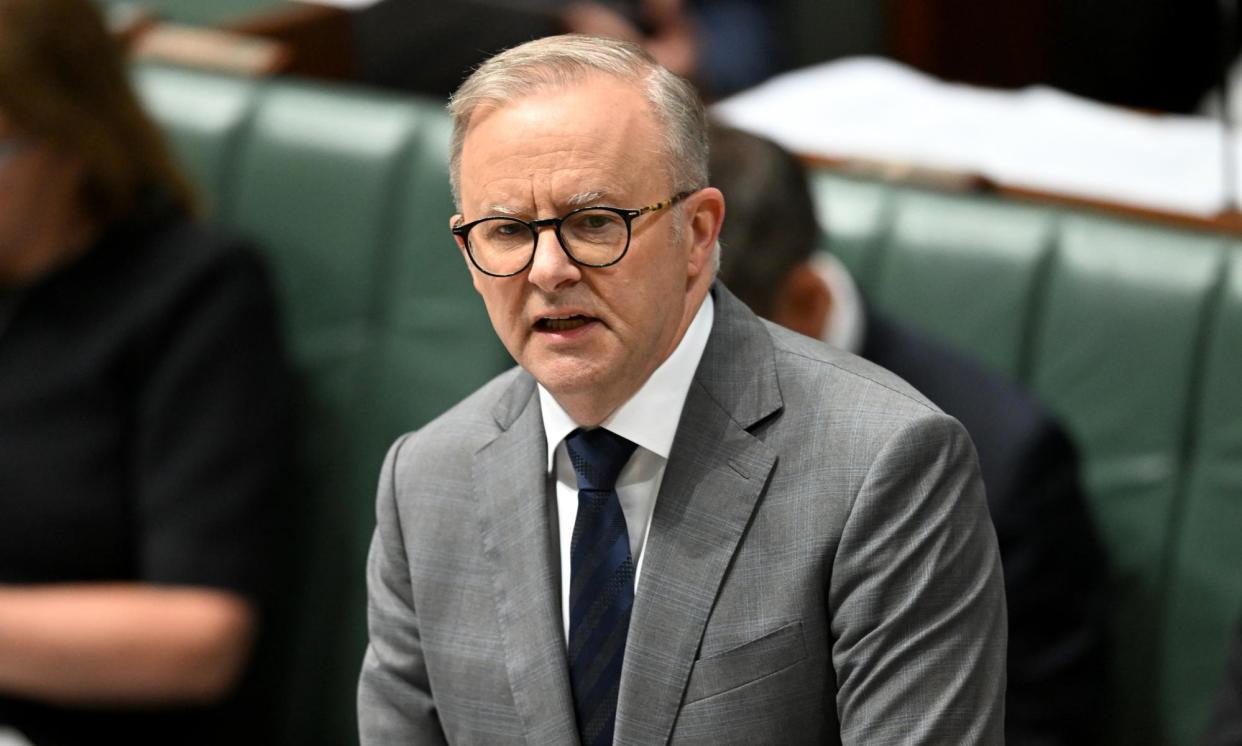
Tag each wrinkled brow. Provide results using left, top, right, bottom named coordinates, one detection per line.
left=482, top=191, right=611, bottom=218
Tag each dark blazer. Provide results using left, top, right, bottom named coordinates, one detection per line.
left=358, top=285, right=1007, bottom=744
left=861, top=305, right=1109, bottom=746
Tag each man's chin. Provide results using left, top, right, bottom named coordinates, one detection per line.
left=532, top=367, right=600, bottom=397
left=528, top=357, right=614, bottom=399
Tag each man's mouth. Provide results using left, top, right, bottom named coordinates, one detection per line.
left=535, top=314, right=595, bottom=332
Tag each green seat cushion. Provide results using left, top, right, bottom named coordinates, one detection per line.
left=226, top=83, right=417, bottom=348
left=806, top=170, right=893, bottom=289
left=225, top=82, right=424, bottom=746
left=132, top=64, right=260, bottom=215
left=369, top=104, right=513, bottom=446
left=1030, top=215, right=1227, bottom=744
left=1160, top=246, right=1242, bottom=746
left=872, top=190, right=1054, bottom=380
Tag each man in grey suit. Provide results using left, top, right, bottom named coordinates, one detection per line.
left=358, top=34, right=1006, bottom=745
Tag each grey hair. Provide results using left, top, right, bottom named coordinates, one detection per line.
left=447, top=34, right=709, bottom=209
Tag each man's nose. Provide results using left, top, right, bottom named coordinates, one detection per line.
left=527, top=225, right=580, bottom=292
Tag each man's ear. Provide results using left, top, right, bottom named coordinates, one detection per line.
left=449, top=215, right=467, bottom=255
left=450, top=215, right=484, bottom=295
left=685, top=187, right=725, bottom=278
left=772, top=262, right=833, bottom=340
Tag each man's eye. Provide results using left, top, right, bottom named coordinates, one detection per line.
left=572, top=212, right=621, bottom=232
left=482, top=220, right=529, bottom=241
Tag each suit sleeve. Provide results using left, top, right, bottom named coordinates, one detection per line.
left=358, top=434, right=449, bottom=746
left=829, top=412, right=1007, bottom=745
left=995, top=424, right=1108, bottom=746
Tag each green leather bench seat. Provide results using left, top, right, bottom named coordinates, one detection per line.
left=133, top=65, right=511, bottom=746
left=225, top=83, right=436, bottom=744
left=808, top=173, right=1058, bottom=381
left=812, top=169, right=1239, bottom=745
left=806, top=171, right=893, bottom=285
left=875, top=191, right=1054, bottom=380
left=1160, top=248, right=1242, bottom=745
left=133, top=65, right=260, bottom=214
left=1029, top=217, right=1228, bottom=745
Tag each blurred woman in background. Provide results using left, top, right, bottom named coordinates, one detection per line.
left=0, top=0, right=289, bottom=743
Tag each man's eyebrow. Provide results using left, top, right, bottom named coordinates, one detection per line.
left=479, top=192, right=610, bottom=217
left=565, top=191, right=609, bottom=208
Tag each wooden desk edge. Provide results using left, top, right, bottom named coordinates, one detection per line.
left=799, top=153, right=1242, bottom=238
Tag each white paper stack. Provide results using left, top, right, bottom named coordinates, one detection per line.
left=712, top=57, right=1241, bottom=218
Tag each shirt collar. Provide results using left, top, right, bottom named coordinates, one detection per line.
left=539, top=293, right=715, bottom=471
left=809, top=251, right=866, bottom=354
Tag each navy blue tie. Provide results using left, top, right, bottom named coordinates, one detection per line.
left=565, top=427, right=638, bottom=746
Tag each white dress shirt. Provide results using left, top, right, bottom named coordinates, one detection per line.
left=538, top=294, right=715, bottom=639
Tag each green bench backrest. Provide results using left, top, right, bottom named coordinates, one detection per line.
left=876, top=190, right=1054, bottom=380
left=97, top=0, right=282, bottom=26
left=810, top=171, right=1240, bottom=745
left=134, top=65, right=260, bottom=215
left=134, top=65, right=511, bottom=746
left=1029, top=217, right=1227, bottom=745
left=807, top=170, right=892, bottom=285
left=1161, top=248, right=1242, bottom=744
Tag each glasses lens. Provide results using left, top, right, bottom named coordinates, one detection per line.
left=561, top=209, right=629, bottom=265
left=469, top=217, right=535, bottom=275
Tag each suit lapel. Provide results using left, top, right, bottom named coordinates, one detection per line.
left=473, top=374, right=579, bottom=745
left=614, top=286, right=783, bottom=745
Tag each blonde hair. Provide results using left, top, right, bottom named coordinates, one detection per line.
left=447, top=34, right=708, bottom=209
left=0, top=0, right=196, bottom=226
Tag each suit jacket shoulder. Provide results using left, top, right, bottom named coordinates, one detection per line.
left=766, top=316, right=942, bottom=416
left=393, top=365, right=530, bottom=464
left=860, top=308, right=1052, bottom=504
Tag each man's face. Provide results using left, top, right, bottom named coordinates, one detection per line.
left=454, top=74, right=715, bottom=420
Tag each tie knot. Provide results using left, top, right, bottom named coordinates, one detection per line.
left=565, top=428, right=637, bottom=491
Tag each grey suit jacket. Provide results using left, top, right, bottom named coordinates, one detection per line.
left=358, top=285, right=1006, bottom=745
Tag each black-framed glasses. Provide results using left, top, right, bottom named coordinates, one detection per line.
left=451, top=191, right=694, bottom=277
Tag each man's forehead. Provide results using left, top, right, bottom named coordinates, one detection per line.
left=465, top=76, right=654, bottom=143
left=471, top=69, right=646, bottom=114
left=456, top=71, right=676, bottom=214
